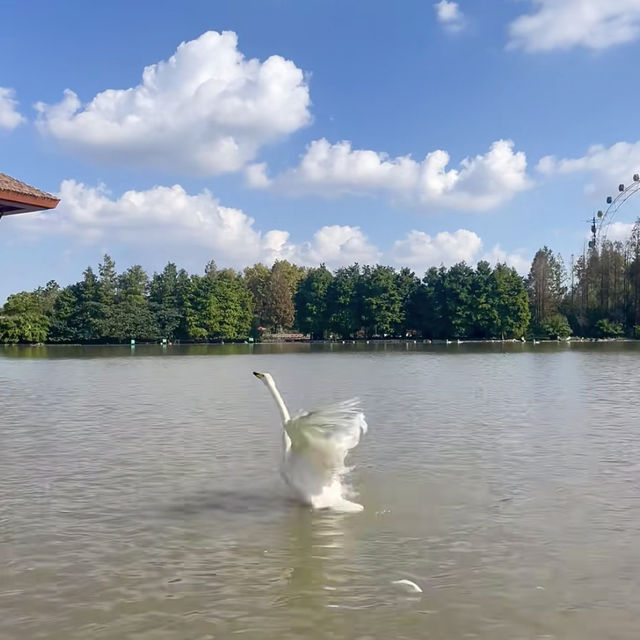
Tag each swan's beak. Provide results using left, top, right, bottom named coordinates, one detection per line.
left=253, top=371, right=264, bottom=379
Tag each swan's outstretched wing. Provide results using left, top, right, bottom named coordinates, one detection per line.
left=285, top=399, right=367, bottom=453
left=281, top=399, right=367, bottom=510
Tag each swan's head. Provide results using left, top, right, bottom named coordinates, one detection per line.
left=253, top=371, right=274, bottom=387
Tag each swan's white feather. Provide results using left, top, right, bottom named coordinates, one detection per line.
left=286, top=399, right=367, bottom=450
left=281, top=399, right=367, bottom=511
left=254, top=372, right=368, bottom=512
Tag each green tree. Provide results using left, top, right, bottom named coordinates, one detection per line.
left=149, top=262, right=184, bottom=340
left=541, top=313, right=571, bottom=339
left=470, top=261, right=499, bottom=339
left=359, top=265, right=403, bottom=337
left=185, top=268, right=253, bottom=340
left=294, top=265, right=333, bottom=339
left=414, top=267, right=446, bottom=338
left=48, top=287, right=79, bottom=343
left=492, top=264, right=530, bottom=339
left=595, top=318, right=623, bottom=338
left=264, top=261, right=304, bottom=331
left=395, top=268, right=421, bottom=336
left=184, top=274, right=212, bottom=340
left=212, top=269, right=254, bottom=339
left=111, top=265, right=157, bottom=341
left=0, top=291, right=50, bottom=343
left=441, top=262, right=475, bottom=339
left=72, top=267, right=102, bottom=341
left=97, top=254, right=118, bottom=338
left=244, top=263, right=271, bottom=328
left=326, top=264, right=362, bottom=338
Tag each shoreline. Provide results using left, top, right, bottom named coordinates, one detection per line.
left=3, top=337, right=638, bottom=348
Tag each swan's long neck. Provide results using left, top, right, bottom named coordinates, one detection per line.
left=265, top=377, right=290, bottom=424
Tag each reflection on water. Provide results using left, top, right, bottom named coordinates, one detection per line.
left=3, top=339, right=640, bottom=360
left=1, top=343, right=640, bottom=639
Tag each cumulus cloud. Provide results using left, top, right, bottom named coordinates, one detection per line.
left=245, top=162, right=272, bottom=188
left=11, top=178, right=528, bottom=274
left=603, top=221, right=636, bottom=242
left=0, top=87, right=25, bottom=130
left=481, top=244, right=530, bottom=275
left=509, top=0, right=640, bottom=52
left=537, top=140, right=640, bottom=191
left=434, top=1, right=465, bottom=32
left=291, top=225, right=380, bottom=267
left=18, top=180, right=293, bottom=265
left=35, top=31, right=310, bottom=175
left=393, top=229, right=482, bottom=268
left=256, top=138, right=529, bottom=212
left=13, top=180, right=379, bottom=269
left=581, top=221, right=636, bottom=244
left=392, top=229, right=529, bottom=273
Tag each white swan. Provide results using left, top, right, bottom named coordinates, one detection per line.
left=253, top=371, right=367, bottom=512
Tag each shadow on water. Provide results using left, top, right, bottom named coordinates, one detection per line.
left=166, top=488, right=299, bottom=516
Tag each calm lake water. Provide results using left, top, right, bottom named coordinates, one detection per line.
left=2, top=342, right=640, bottom=639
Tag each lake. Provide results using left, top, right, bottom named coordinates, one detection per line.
left=2, top=342, right=640, bottom=639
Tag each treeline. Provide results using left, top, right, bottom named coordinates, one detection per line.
left=529, top=219, right=640, bottom=338
left=1, top=218, right=639, bottom=344
left=0, top=257, right=529, bottom=343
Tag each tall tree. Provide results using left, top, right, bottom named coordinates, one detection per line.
left=211, top=269, right=254, bottom=339
left=395, top=268, right=421, bottom=336
left=294, top=265, right=333, bottom=339
left=359, top=265, right=403, bottom=338
left=73, top=267, right=102, bottom=342
left=149, top=262, right=183, bottom=340
left=263, top=261, right=304, bottom=331
left=244, top=263, right=271, bottom=328
left=48, top=287, right=79, bottom=343
left=470, top=261, right=499, bottom=339
left=527, top=247, right=567, bottom=331
left=326, top=265, right=362, bottom=338
left=492, top=263, right=530, bottom=339
left=111, top=265, right=157, bottom=341
left=441, top=262, right=475, bottom=339
left=185, top=269, right=253, bottom=340
left=97, top=254, right=118, bottom=337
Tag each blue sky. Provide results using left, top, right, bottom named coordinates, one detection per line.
left=2, top=0, right=640, bottom=301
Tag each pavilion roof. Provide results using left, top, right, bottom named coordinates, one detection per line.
left=0, top=173, right=60, bottom=216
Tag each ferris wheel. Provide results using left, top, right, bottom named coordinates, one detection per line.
left=588, top=172, right=640, bottom=248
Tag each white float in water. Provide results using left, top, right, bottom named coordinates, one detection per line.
left=392, top=579, right=423, bottom=593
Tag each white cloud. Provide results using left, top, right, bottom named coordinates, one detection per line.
left=509, top=0, right=640, bottom=52
left=434, top=1, right=465, bottom=32
left=393, top=229, right=482, bottom=268
left=258, top=138, right=529, bottom=212
left=17, top=180, right=293, bottom=266
left=481, top=244, right=530, bottom=274
left=245, top=162, right=272, bottom=188
left=12, top=180, right=378, bottom=270
left=604, top=221, right=636, bottom=242
left=0, top=87, right=25, bottom=130
left=294, top=225, right=380, bottom=267
left=581, top=221, right=635, bottom=244
left=35, top=30, right=310, bottom=175
left=537, top=140, right=640, bottom=191
left=393, top=229, right=530, bottom=273
left=12, top=180, right=527, bottom=273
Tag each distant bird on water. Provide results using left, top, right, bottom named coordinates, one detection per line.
left=253, top=371, right=367, bottom=512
